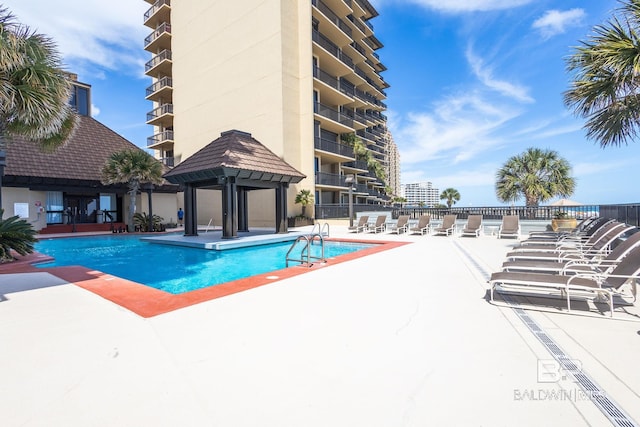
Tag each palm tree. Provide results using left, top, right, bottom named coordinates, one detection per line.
left=495, top=147, right=576, bottom=207
left=0, top=209, right=37, bottom=262
left=294, top=189, right=314, bottom=217
left=564, top=0, right=640, bottom=147
left=440, top=188, right=461, bottom=208
left=0, top=7, right=77, bottom=212
left=101, top=149, right=164, bottom=231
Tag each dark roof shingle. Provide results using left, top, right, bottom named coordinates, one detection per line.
left=164, top=130, right=305, bottom=185
left=5, top=115, right=144, bottom=181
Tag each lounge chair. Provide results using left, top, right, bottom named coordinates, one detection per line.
left=489, top=243, right=640, bottom=317
left=460, top=215, right=483, bottom=237
left=432, top=215, right=457, bottom=236
left=508, top=221, right=628, bottom=254
left=526, top=217, right=612, bottom=242
left=410, top=214, right=431, bottom=235
left=497, top=215, right=520, bottom=239
left=505, top=223, right=634, bottom=262
left=501, top=229, right=640, bottom=275
left=388, top=215, right=410, bottom=234
left=368, top=215, right=387, bottom=233
left=348, top=215, right=369, bottom=233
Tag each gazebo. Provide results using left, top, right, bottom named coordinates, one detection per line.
left=163, top=130, right=306, bottom=239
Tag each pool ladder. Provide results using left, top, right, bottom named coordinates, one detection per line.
left=311, top=222, right=330, bottom=237
left=285, top=233, right=326, bottom=267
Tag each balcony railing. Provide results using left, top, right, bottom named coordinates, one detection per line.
left=144, top=22, right=171, bottom=48
left=313, top=66, right=338, bottom=91
left=351, top=41, right=366, bottom=58
left=144, top=0, right=171, bottom=22
left=343, top=160, right=368, bottom=170
left=147, top=130, right=174, bottom=147
left=314, top=102, right=353, bottom=128
left=312, top=30, right=354, bottom=69
left=347, top=14, right=367, bottom=34
left=339, top=78, right=355, bottom=97
left=146, top=103, right=173, bottom=122
left=160, top=157, right=174, bottom=167
left=145, top=49, right=172, bottom=72
left=314, top=136, right=354, bottom=158
left=316, top=171, right=347, bottom=187
left=312, top=0, right=352, bottom=37
left=145, top=76, right=173, bottom=97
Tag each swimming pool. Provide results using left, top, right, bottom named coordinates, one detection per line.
left=35, top=235, right=374, bottom=294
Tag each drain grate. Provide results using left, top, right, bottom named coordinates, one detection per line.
left=454, top=241, right=639, bottom=427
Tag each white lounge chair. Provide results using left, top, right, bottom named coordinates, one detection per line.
left=432, top=215, right=457, bottom=236
left=497, top=215, right=520, bottom=239
left=348, top=215, right=369, bottom=233
left=460, top=215, right=482, bottom=237
left=410, top=215, right=431, bottom=235
left=388, top=215, right=410, bottom=234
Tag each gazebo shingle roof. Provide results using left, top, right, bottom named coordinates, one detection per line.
left=6, top=115, right=143, bottom=181
left=164, top=130, right=306, bottom=186
left=4, top=115, right=175, bottom=190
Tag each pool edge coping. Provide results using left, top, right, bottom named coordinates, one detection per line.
left=1, top=239, right=409, bottom=318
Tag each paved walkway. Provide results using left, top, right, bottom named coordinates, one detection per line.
left=1, top=225, right=639, bottom=426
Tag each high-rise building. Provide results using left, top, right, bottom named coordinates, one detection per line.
left=143, top=0, right=391, bottom=223
left=386, top=131, right=400, bottom=198
left=401, top=182, right=440, bottom=207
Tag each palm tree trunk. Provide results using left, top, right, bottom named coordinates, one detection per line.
left=0, top=123, right=7, bottom=217
left=128, top=183, right=138, bottom=232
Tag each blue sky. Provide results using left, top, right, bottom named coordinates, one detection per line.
left=5, top=0, right=640, bottom=206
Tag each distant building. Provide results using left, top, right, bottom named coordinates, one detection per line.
left=386, top=131, right=400, bottom=198
left=401, top=182, right=439, bottom=207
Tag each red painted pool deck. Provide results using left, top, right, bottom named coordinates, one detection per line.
left=0, top=237, right=406, bottom=317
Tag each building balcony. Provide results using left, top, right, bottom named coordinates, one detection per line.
left=314, top=102, right=354, bottom=133
left=145, top=76, right=173, bottom=101
left=147, top=130, right=174, bottom=149
left=144, top=22, right=171, bottom=52
left=145, top=49, right=172, bottom=76
left=312, top=0, right=352, bottom=41
left=313, top=67, right=353, bottom=105
left=314, top=137, right=354, bottom=161
left=146, top=103, right=173, bottom=127
left=342, top=160, right=368, bottom=172
left=144, top=0, right=171, bottom=29
left=312, top=29, right=354, bottom=71
left=316, top=171, right=348, bottom=188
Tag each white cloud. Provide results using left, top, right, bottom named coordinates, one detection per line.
left=466, top=47, right=534, bottom=103
left=404, top=0, right=533, bottom=13
left=392, top=91, right=521, bottom=166
left=4, top=0, right=148, bottom=76
left=532, top=9, right=586, bottom=39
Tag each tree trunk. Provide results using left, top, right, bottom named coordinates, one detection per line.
left=128, top=182, right=139, bottom=232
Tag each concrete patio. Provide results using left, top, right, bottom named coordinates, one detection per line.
left=0, top=224, right=638, bottom=426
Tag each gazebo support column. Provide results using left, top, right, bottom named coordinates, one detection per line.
left=222, top=177, right=238, bottom=239
left=237, top=187, right=248, bottom=232
left=184, top=184, right=198, bottom=236
left=275, top=182, right=288, bottom=234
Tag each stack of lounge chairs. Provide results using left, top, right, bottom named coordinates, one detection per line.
left=488, top=218, right=640, bottom=317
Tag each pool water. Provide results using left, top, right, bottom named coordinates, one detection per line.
left=35, top=235, right=373, bottom=294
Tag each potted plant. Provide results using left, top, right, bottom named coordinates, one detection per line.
left=551, top=211, right=577, bottom=231
left=289, top=189, right=314, bottom=227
